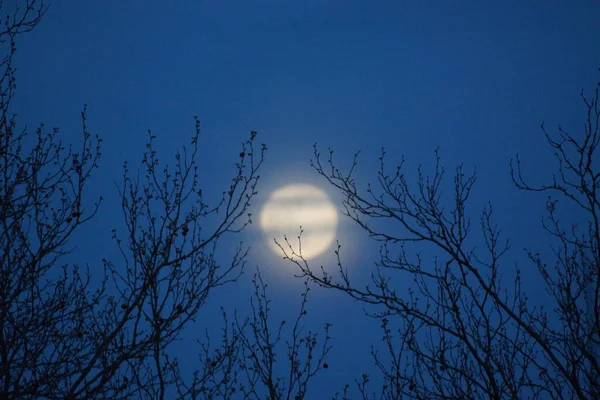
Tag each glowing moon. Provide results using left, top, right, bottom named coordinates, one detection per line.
left=260, top=183, right=338, bottom=260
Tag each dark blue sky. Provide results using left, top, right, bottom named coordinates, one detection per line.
left=13, top=1, right=600, bottom=396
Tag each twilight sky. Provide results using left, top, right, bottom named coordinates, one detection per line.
left=13, top=1, right=600, bottom=397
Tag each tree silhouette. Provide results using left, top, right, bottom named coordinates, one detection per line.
left=178, top=269, right=331, bottom=400
left=170, top=269, right=331, bottom=400
left=282, top=75, right=600, bottom=399
left=1, top=2, right=332, bottom=399
left=7, top=2, right=598, bottom=399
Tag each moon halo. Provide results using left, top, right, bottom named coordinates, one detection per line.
left=259, top=183, right=338, bottom=260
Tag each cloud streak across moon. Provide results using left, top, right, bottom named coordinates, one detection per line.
left=259, top=183, right=338, bottom=260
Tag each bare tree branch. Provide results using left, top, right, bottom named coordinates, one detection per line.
left=286, top=72, right=600, bottom=400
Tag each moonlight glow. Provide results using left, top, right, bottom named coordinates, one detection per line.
left=260, top=183, right=338, bottom=260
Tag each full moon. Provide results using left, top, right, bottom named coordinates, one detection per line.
left=260, top=183, right=338, bottom=260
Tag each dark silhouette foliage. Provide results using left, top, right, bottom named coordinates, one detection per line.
left=282, top=77, right=600, bottom=399
left=4, top=2, right=599, bottom=400
left=0, top=2, right=334, bottom=399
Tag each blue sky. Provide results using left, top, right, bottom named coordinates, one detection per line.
left=13, top=0, right=600, bottom=397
